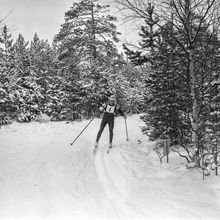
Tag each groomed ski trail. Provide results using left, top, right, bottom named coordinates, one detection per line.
left=0, top=115, right=220, bottom=220
left=94, top=148, right=137, bottom=219
left=93, top=145, right=179, bottom=220
left=93, top=139, right=220, bottom=220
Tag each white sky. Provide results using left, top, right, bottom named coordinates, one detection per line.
left=1, top=0, right=73, bottom=42
left=0, top=0, right=140, bottom=47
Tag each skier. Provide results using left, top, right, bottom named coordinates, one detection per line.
left=94, top=95, right=126, bottom=154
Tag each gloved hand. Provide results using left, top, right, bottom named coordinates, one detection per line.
left=124, top=115, right=127, bottom=119
left=99, top=107, right=104, bottom=112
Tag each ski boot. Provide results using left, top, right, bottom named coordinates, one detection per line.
left=93, top=142, right=99, bottom=155
left=107, top=143, right=112, bottom=154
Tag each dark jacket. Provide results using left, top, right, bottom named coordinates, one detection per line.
left=101, top=102, right=124, bottom=122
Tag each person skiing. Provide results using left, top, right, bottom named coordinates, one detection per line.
left=94, top=95, right=126, bottom=154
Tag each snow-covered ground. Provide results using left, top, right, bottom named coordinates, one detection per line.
left=0, top=115, right=219, bottom=220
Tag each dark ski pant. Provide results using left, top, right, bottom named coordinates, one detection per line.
left=96, top=119, right=114, bottom=143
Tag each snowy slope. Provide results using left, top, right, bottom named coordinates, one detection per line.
left=0, top=115, right=219, bottom=220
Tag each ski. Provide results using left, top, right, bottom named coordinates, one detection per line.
left=93, top=147, right=99, bottom=155
left=107, top=147, right=112, bottom=154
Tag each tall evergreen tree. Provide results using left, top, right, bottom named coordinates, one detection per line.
left=0, top=25, right=16, bottom=124
left=120, top=0, right=220, bottom=163
left=13, top=34, right=42, bottom=122
left=29, top=33, right=60, bottom=116
left=124, top=3, right=188, bottom=141
left=54, top=0, right=121, bottom=116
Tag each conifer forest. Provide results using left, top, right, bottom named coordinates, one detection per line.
left=1, top=0, right=220, bottom=169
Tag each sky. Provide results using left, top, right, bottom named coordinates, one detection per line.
left=1, top=0, right=73, bottom=42
left=0, top=0, right=140, bottom=47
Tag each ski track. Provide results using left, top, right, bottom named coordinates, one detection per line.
left=0, top=115, right=220, bottom=220
left=115, top=146, right=220, bottom=220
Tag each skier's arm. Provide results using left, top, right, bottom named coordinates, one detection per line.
left=99, top=103, right=106, bottom=113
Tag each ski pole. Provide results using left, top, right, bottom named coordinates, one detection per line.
left=70, top=116, right=95, bottom=146
left=124, top=116, right=129, bottom=141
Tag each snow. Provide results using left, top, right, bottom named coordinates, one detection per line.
left=0, top=115, right=220, bottom=220
left=37, top=113, right=52, bottom=123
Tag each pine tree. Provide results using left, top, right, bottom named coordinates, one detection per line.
left=113, top=63, right=145, bottom=113
left=124, top=4, right=188, bottom=141
left=121, top=0, right=220, bottom=164
left=13, top=34, right=42, bottom=122
left=195, top=29, right=220, bottom=161
left=0, top=25, right=16, bottom=124
left=29, top=33, right=61, bottom=117
left=54, top=0, right=121, bottom=116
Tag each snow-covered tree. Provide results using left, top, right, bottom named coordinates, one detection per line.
left=119, top=0, right=220, bottom=165
left=0, top=25, right=16, bottom=124
left=54, top=0, right=122, bottom=116
left=13, top=34, right=43, bottom=122
left=29, top=33, right=60, bottom=116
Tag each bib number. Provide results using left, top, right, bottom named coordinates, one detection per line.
left=106, top=105, right=115, bottom=113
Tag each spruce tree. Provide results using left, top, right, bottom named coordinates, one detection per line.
left=54, top=0, right=121, bottom=116
left=121, top=0, right=220, bottom=164
left=29, top=33, right=60, bottom=117
left=124, top=3, right=188, bottom=141
left=13, top=34, right=42, bottom=122
left=0, top=25, right=16, bottom=124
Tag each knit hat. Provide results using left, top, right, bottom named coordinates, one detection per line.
left=109, top=95, right=116, bottom=101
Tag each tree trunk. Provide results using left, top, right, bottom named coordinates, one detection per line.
left=189, top=48, right=199, bottom=155
left=90, top=0, right=97, bottom=60
left=185, top=0, right=199, bottom=156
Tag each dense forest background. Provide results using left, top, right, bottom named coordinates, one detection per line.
left=0, top=0, right=220, bottom=164
left=0, top=0, right=145, bottom=124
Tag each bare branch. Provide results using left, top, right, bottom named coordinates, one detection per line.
left=171, top=148, right=190, bottom=162
left=192, top=0, right=216, bottom=45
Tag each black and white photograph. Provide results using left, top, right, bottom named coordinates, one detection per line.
left=0, top=0, right=220, bottom=219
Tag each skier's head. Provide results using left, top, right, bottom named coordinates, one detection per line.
left=109, top=95, right=116, bottom=105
